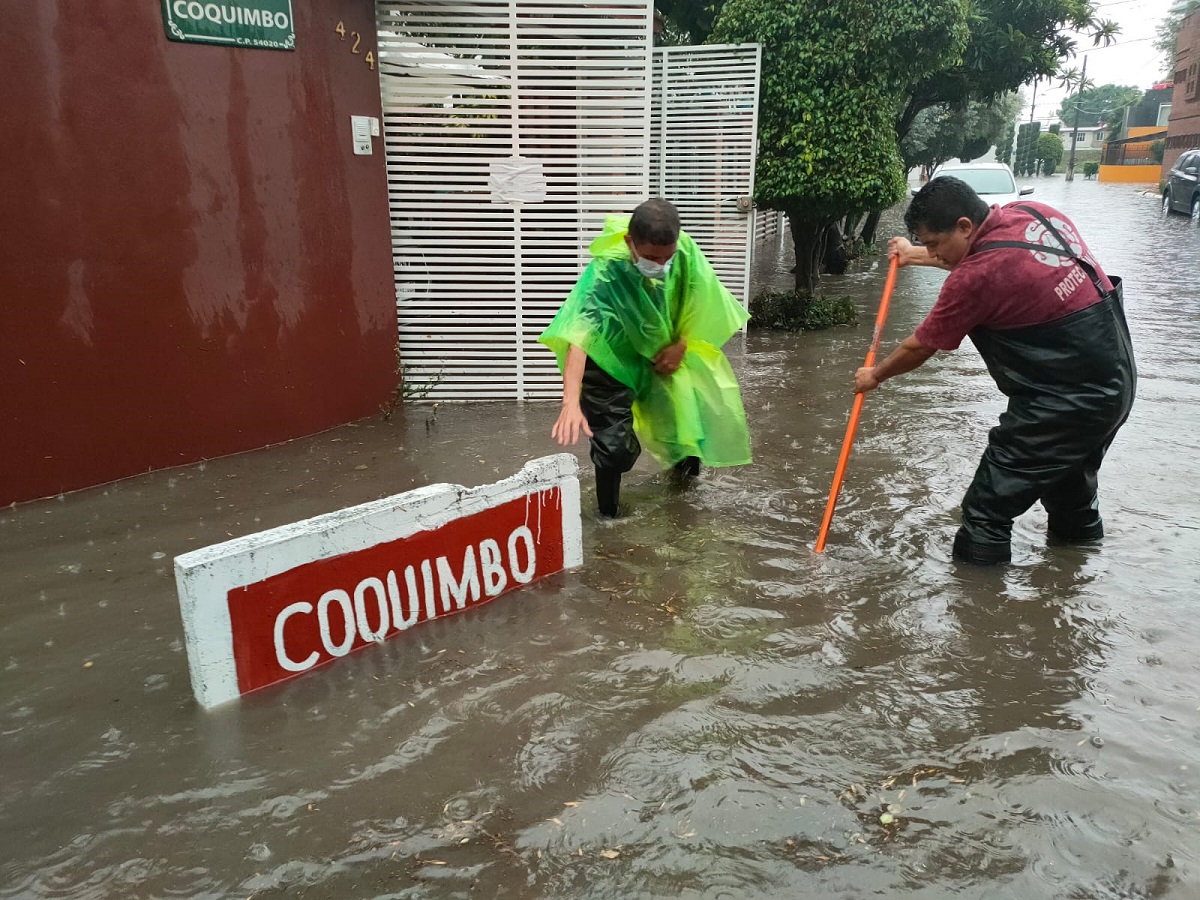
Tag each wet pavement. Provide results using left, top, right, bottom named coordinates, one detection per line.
left=4, top=177, right=1200, bottom=898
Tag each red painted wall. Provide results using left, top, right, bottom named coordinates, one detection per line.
left=0, top=0, right=396, bottom=505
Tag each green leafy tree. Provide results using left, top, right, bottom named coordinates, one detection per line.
left=974, top=92, right=1024, bottom=160
left=900, top=93, right=1023, bottom=175
left=1052, top=64, right=1095, bottom=95
left=902, top=108, right=966, bottom=177
left=711, top=0, right=968, bottom=295
left=661, top=0, right=1118, bottom=262
left=654, top=0, right=722, bottom=43
left=1155, top=0, right=1200, bottom=73
left=1037, top=132, right=1065, bottom=175
left=900, top=0, right=1117, bottom=134
left=1057, top=83, right=1141, bottom=136
left=853, top=0, right=1118, bottom=243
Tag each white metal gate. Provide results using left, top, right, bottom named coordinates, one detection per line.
left=377, top=3, right=761, bottom=401
left=650, top=44, right=761, bottom=305
left=377, top=0, right=654, bottom=401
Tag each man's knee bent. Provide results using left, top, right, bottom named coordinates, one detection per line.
left=589, top=430, right=641, bottom=473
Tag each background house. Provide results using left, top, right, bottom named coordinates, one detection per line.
left=1059, top=124, right=1106, bottom=149
left=1124, top=83, right=1175, bottom=133
left=1164, top=10, right=1200, bottom=174
left=1099, top=84, right=1172, bottom=182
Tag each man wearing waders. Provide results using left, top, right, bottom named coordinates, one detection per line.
left=855, top=177, right=1135, bottom=564
left=539, top=199, right=752, bottom=517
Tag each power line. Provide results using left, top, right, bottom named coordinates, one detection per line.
left=1078, top=106, right=1133, bottom=114
left=1082, top=35, right=1157, bottom=49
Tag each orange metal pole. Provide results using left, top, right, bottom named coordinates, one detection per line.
left=814, top=255, right=901, bottom=553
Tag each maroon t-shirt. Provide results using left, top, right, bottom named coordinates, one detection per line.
left=915, top=201, right=1113, bottom=351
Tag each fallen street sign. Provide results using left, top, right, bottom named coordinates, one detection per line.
left=162, top=0, right=296, bottom=51
left=174, top=454, right=582, bottom=708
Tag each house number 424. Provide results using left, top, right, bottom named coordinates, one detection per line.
left=335, top=21, right=375, bottom=70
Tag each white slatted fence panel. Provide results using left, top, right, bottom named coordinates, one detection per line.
left=650, top=44, right=761, bottom=305
left=377, top=0, right=653, bottom=401
left=754, top=207, right=783, bottom=246
left=751, top=207, right=786, bottom=274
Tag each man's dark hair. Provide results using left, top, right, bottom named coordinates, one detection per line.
left=629, top=198, right=681, bottom=245
left=904, top=176, right=990, bottom=234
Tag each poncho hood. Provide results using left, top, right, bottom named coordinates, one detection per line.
left=588, top=215, right=636, bottom=259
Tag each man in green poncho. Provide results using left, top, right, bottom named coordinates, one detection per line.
left=539, top=199, right=752, bottom=517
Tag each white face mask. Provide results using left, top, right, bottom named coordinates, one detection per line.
left=634, top=255, right=673, bottom=280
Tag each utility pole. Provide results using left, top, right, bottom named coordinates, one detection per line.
left=1029, top=79, right=1038, bottom=124
left=1066, top=56, right=1087, bottom=182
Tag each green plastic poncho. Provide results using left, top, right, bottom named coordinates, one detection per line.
left=538, top=215, right=752, bottom=468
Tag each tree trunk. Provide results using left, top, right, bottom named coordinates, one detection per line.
left=859, top=209, right=884, bottom=246
left=896, top=96, right=922, bottom=143
left=787, top=213, right=824, bottom=298
left=822, top=220, right=852, bottom=275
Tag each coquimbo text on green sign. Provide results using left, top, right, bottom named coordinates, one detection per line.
left=162, top=0, right=295, bottom=51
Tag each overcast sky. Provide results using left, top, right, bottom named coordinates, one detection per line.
left=1022, top=0, right=1177, bottom=124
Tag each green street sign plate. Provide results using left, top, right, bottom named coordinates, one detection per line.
left=162, top=0, right=296, bottom=51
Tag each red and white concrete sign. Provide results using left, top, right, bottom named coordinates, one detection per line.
left=174, top=454, right=582, bottom=709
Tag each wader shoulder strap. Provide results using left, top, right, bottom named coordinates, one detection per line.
left=973, top=240, right=1072, bottom=257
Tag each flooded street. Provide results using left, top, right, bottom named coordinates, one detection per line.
left=4, top=178, right=1200, bottom=898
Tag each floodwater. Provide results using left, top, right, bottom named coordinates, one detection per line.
left=3, top=178, right=1200, bottom=899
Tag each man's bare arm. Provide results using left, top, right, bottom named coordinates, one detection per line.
left=551, top=345, right=593, bottom=444
left=854, top=334, right=937, bottom=393
left=890, top=237, right=952, bottom=271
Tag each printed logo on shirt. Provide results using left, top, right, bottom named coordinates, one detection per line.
left=1053, top=262, right=1090, bottom=302
left=1022, top=217, right=1084, bottom=269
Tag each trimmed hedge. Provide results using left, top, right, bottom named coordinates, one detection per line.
left=749, top=292, right=858, bottom=331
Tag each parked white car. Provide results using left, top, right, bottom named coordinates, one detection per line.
left=927, top=162, right=1034, bottom=206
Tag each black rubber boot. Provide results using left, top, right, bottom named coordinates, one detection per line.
left=1043, top=457, right=1105, bottom=545
left=1047, top=516, right=1104, bottom=543
left=672, top=456, right=700, bottom=480
left=596, top=467, right=622, bottom=518
left=952, top=527, right=1012, bottom=566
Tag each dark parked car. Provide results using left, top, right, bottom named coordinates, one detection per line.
left=1162, top=149, right=1200, bottom=222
